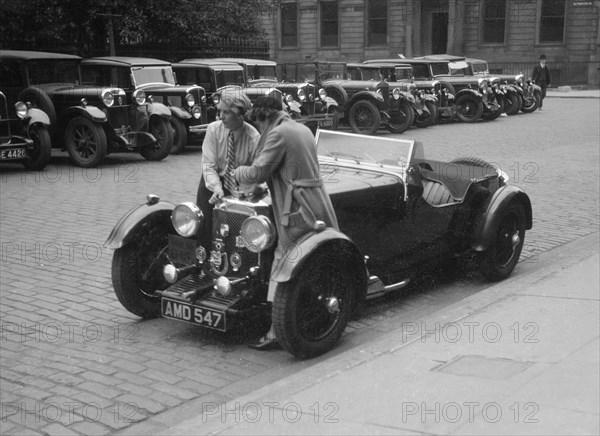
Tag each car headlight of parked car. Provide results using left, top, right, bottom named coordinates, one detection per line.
left=185, top=93, right=195, bottom=107
left=392, top=88, right=401, bottom=100
left=318, top=88, right=327, bottom=100
left=102, top=89, right=116, bottom=107
left=133, top=89, right=146, bottom=105
left=298, top=88, right=307, bottom=102
left=14, top=101, right=28, bottom=119
left=192, top=106, right=202, bottom=119
left=478, top=78, right=489, bottom=90
left=240, top=215, right=276, bottom=253
left=171, top=202, right=204, bottom=238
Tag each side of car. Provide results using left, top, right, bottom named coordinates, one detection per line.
left=104, top=130, right=532, bottom=358
left=0, top=90, right=51, bottom=170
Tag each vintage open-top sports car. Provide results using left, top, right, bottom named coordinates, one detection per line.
left=105, top=130, right=532, bottom=358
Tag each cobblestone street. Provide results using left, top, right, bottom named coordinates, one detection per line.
left=1, top=97, right=598, bottom=435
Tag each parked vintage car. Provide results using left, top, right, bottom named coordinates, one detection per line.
left=0, top=50, right=173, bottom=167
left=105, top=129, right=532, bottom=358
left=0, top=90, right=51, bottom=170
left=81, top=57, right=209, bottom=153
left=207, top=58, right=278, bottom=86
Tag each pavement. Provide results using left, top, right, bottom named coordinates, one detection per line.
left=159, top=231, right=600, bottom=435
left=546, top=87, right=600, bottom=99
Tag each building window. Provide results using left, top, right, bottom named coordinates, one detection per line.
left=482, top=0, right=506, bottom=43
left=281, top=3, right=298, bottom=47
left=539, top=0, right=565, bottom=42
left=321, top=1, right=339, bottom=47
left=368, top=0, right=388, bottom=46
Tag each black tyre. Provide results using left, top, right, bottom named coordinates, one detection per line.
left=324, top=84, right=348, bottom=108
left=482, top=95, right=505, bottom=121
left=521, top=90, right=540, bottom=113
left=480, top=202, right=526, bottom=281
left=439, top=81, right=456, bottom=97
left=23, top=124, right=51, bottom=170
left=273, top=244, right=366, bottom=359
left=386, top=99, right=415, bottom=133
left=170, top=118, right=188, bottom=154
left=415, top=100, right=438, bottom=128
left=503, top=91, right=521, bottom=116
left=65, top=116, right=107, bottom=168
left=455, top=94, right=484, bottom=122
left=18, top=87, right=57, bottom=126
left=141, top=117, right=173, bottom=160
left=111, top=225, right=173, bottom=318
left=348, top=100, right=381, bottom=135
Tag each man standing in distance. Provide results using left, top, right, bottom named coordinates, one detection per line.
left=531, top=54, right=551, bottom=110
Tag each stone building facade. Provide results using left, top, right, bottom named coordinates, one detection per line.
left=261, top=0, right=600, bottom=86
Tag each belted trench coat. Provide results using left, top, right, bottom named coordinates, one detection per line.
left=234, top=111, right=339, bottom=299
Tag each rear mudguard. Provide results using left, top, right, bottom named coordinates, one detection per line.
left=104, top=199, right=176, bottom=250
left=268, top=228, right=365, bottom=301
left=471, top=185, right=533, bottom=252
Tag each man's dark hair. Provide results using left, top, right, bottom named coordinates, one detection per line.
left=248, top=96, right=283, bottom=122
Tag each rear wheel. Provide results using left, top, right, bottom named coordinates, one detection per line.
left=65, top=116, right=107, bottom=168
left=23, top=124, right=51, bottom=170
left=141, top=117, right=173, bottom=160
left=273, top=245, right=365, bottom=359
left=480, top=203, right=526, bottom=281
left=386, top=99, right=414, bottom=133
left=170, top=118, right=188, bottom=154
left=503, top=92, right=521, bottom=115
left=455, top=94, right=483, bottom=122
left=415, top=100, right=438, bottom=127
left=521, top=90, right=540, bottom=113
left=348, top=100, right=381, bottom=135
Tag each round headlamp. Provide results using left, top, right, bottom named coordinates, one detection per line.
left=298, top=88, right=307, bottom=102
left=318, top=88, right=327, bottom=100
left=14, top=101, right=28, bottom=119
left=392, top=88, right=401, bottom=100
left=515, top=74, right=524, bottom=84
left=185, top=93, right=195, bottom=107
left=285, top=94, right=294, bottom=103
left=212, top=93, right=221, bottom=105
left=478, top=78, right=488, bottom=89
left=240, top=216, right=276, bottom=253
left=171, top=202, right=204, bottom=237
left=133, top=89, right=146, bottom=105
left=192, top=106, right=202, bottom=119
left=102, top=89, right=114, bottom=107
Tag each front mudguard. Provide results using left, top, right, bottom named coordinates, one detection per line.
left=268, top=228, right=365, bottom=301
left=104, top=199, right=176, bottom=250
left=455, top=88, right=483, bottom=100
left=61, top=105, right=107, bottom=124
left=471, top=185, right=533, bottom=252
left=166, top=105, right=188, bottom=121
left=345, top=91, right=386, bottom=118
left=23, top=108, right=51, bottom=127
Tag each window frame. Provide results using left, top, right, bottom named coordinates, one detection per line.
left=280, top=2, right=298, bottom=48
left=367, top=0, right=389, bottom=47
left=537, top=0, right=566, bottom=44
left=320, top=0, right=339, bottom=48
left=480, top=0, right=507, bottom=45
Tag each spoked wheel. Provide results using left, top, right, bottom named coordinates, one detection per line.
left=415, top=100, right=438, bottom=127
left=386, top=99, right=414, bottom=133
left=503, top=92, right=521, bottom=115
left=521, top=90, right=541, bottom=113
left=111, top=225, right=173, bottom=318
left=482, top=96, right=505, bottom=121
left=455, top=94, right=483, bottom=122
left=273, top=245, right=366, bottom=359
left=23, top=123, right=51, bottom=170
left=65, top=116, right=107, bottom=168
left=141, top=117, right=173, bottom=160
left=480, top=203, right=526, bottom=282
left=348, top=100, right=381, bottom=135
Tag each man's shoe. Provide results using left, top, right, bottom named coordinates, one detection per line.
left=247, top=335, right=281, bottom=351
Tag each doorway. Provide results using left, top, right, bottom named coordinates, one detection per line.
left=431, top=12, right=448, bottom=54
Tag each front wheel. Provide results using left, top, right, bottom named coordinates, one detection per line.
left=481, top=95, right=505, bottom=121
left=170, top=118, right=188, bottom=154
left=141, top=117, right=173, bottom=160
left=455, top=94, right=483, bottom=122
left=503, top=92, right=521, bottom=116
left=480, top=202, right=526, bottom=282
left=348, top=100, right=381, bottom=135
left=23, top=124, right=51, bottom=170
left=111, top=226, right=173, bottom=318
left=386, top=99, right=414, bottom=133
left=273, top=245, right=365, bottom=359
left=415, top=100, right=438, bottom=128
left=521, top=90, right=541, bottom=113
left=65, top=116, right=107, bottom=168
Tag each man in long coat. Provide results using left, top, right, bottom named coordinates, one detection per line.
left=233, top=96, right=338, bottom=349
left=531, top=54, right=551, bottom=109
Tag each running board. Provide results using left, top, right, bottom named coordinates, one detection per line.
left=366, top=276, right=410, bottom=300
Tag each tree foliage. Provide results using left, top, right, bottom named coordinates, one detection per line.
left=1, top=0, right=270, bottom=53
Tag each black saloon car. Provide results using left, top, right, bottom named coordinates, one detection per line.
left=105, top=130, right=532, bottom=359
left=81, top=57, right=207, bottom=153
left=0, top=90, right=51, bottom=170
left=0, top=50, right=171, bottom=167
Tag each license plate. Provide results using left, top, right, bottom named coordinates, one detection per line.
left=168, top=234, right=196, bottom=265
left=0, top=148, right=27, bottom=161
left=318, top=119, right=334, bottom=127
left=161, top=298, right=226, bottom=331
